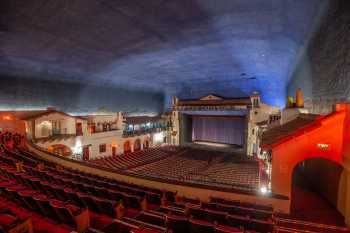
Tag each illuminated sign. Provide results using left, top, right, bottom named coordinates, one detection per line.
left=317, top=143, right=329, bottom=150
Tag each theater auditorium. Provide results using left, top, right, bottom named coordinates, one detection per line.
left=0, top=1, right=350, bottom=233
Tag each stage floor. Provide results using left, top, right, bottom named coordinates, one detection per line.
left=184, top=141, right=245, bottom=154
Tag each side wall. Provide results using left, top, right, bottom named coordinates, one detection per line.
left=0, top=76, right=164, bottom=114
left=288, top=0, right=350, bottom=115
left=271, top=111, right=346, bottom=209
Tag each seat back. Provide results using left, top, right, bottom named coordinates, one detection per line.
left=124, top=194, right=141, bottom=210
left=66, top=191, right=85, bottom=207
left=52, top=186, right=68, bottom=201
left=226, top=215, right=250, bottom=230
left=19, top=192, right=39, bottom=211
left=81, top=195, right=101, bottom=213
left=96, top=199, right=116, bottom=217
left=50, top=201, right=76, bottom=227
left=189, top=219, right=215, bottom=233
left=187, top=207, right=205, bottom=219
left=166, top=215, right=188, bottom=233
left=35, top=197, right=56, bottom=217
left=203, top=209, right=227, bottom=224
left=250, top=219, right=273, bottom=233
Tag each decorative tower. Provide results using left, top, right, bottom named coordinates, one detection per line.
left=286, top=96, right=294, bottom=108
left=295, top=88, right=304, bottom=108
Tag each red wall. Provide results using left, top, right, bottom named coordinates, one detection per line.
left=0, top=113, right=26, bottom=134
left=270, top=105, right=349, bottom=212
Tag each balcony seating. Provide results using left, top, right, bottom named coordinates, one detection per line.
left=215, top=225, right=243, bottom=233
left=166, top=214, right=188, bottom=233
left=189, top=218, right=215, bottom=233
left=101, top=219, right=139, bottom=233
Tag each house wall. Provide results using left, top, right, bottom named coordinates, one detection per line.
left=248, top=103, right=280, bottom=156
left=35, top=129, right=159, bottom=160
left=34, top=113, right=78, bottom=138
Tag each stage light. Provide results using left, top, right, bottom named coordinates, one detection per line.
left=153, top=132, right=164, bottom=143
left=260, top=186, right=268, bottom=195
left=72, top=139, right=82, bottom=154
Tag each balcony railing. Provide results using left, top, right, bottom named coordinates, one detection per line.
left=122, top=126, right=170, bottom=137
left=90, top=128, right=120, bottom=134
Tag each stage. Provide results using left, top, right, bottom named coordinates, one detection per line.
left=182, top=141, right=245, bottom=155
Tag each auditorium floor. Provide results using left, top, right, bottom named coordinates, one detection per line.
left=288, top=186, right=346, bottom=227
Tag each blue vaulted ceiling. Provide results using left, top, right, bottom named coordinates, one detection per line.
left=0, top=0, right=329, bottom=111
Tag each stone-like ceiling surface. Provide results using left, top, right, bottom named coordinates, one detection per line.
left=0, top=0, right=329, bottom=107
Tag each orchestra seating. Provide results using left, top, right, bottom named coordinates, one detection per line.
left=123, top=148, right=259, bottom=191
left=0, top=132, right=349, bottom=233
left=88, top=147, right=178, bottom=170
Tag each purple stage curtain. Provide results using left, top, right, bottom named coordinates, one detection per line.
left=192, top=116, right=245, bottom=146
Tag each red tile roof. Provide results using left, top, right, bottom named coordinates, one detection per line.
left=261, top=114, right=319, bottom=148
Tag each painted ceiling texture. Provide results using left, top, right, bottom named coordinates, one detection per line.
left=0, top=0, right=330, bottom=112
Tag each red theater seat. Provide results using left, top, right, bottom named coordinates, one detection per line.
left=94, top=198, right=117, bottom=218
left=189, top=218, right=215, bottom=233
left=18, top=190, right=41, bottom=211
left=50, top=200, right=80, bottom=227
left=0, top=214, right=18, bottom=226
left=226, top=215, right=250, bottom=230
left=33, top=194, right=60, bottom=221
left=166, top=214, right=189, bottom=233
left=215, top=225, right=243, bottom=233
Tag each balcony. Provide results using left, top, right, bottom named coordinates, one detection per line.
left=122, top=126, right=170, bottom=138
left=34, top=134, right=77, bottom=143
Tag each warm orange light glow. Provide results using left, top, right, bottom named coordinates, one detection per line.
left=3, top=115, right=11, bottom=120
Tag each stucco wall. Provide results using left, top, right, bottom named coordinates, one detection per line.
left=35, top=113, right=77, bottom=138
left=0, top=76, right=164, bottom=114
left=288, top=0, right=350, bottom=114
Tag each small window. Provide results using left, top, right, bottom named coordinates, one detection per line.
left=99, top=144, right=106, bottom=153
left=252, top=129, right=255, bottom=135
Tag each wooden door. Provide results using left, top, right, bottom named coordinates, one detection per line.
left=76, top=123, right=83, bottom=136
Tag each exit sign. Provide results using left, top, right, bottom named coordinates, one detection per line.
left=317, top=143, right=330, bottom=150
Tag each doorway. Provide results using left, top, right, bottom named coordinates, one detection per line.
left=83, top=146, right=90, bottom=160
left=112, top=146, right=117, bottom=156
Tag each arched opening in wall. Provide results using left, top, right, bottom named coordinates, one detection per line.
left=134, top=139, right=141, bottom=151
left=48, top=144, right=72, bottom=157
left=40, top=121, right=51, bottom=137
left=143, top=139, right=150, bottom=149
left=291, top=158, right=345, bottom=226
left=123, top=141, right=131, bottom=154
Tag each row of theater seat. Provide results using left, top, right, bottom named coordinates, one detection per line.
left=0, top=201, right=33, bottom=233
left=0, top=142, right=278, bottom=233
left=89, top=147, right=177, bottom=170
left=0, top=154, right=245, bottom=233
left=129, top=153, right=259, bottom=191
left=86, top=145, right=259, bottom=192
